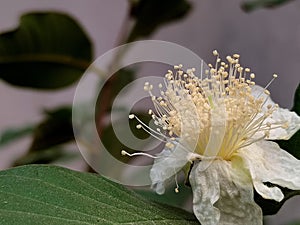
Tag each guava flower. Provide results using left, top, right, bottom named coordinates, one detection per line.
left=124, top=51, right=300, bottom=225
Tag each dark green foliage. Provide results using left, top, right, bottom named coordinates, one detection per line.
left=128, top=0, right=192, bottom=41
left=29, top=106, right=74, bottom=152
left=9, top=106, right=75, bottom=166
left=0, top=12, right=92, bottom=89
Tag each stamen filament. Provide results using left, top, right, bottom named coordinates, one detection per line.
left=130, top=52, right=286, bottom=165
left=121, top=150, right=158, bottom=159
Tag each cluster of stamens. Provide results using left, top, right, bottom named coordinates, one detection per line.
left=124, top=50, right=288, bottom=161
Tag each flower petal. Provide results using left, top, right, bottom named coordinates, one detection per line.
left=236, top=140, right=300, bottom=201
left=266, top=108, right=300, bottom=140
left=150, top=142, right=190, bottom=194
left=251, top=85, right=300, bottom=140
left=189, top=160, right=262, bottom=225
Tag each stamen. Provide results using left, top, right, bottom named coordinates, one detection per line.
left=121, top=150, right=158, bottom=159
left=133, top=51, right=284, bottom=166
left=129, top=114, right=169, bottom=140
left=265, top=74, right=278, bottom=90
left=174, top=168, right=179, bottom=193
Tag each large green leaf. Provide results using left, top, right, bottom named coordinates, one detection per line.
left=0, top=12, right=92, bottom=89
left=0, top=165, right=199, bottom=225
left=128, top=0, right=191, bottom=41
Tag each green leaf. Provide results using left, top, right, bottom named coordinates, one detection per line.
left=128, top=0, right=192, bottom=41
left=241, top=0, right=295, bottom=12
left=0, top=124, right=34, bottom=147
left=0, top=165, right=199, bottom=225
left=29, top=106, right=74, bottom=152
left=0, top=12, right=92, bottom=89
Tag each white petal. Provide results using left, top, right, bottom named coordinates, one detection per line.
left=251, top=85, right=300, bottom=140
left=190, top=160, right=262, bottom=225
left=252, top=181, right=284, bottom=202
left=267, top=108, right=300, bottom=140
left=150, top=142, right=189, bottom=194
left=236, top=140, right=300, bottom=201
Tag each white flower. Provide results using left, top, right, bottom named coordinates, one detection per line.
left=126, top=51, right=300, bottom=225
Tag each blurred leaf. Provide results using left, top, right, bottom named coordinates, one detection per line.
left=101, top=112, right=152, bottom=163
left=255, top=185, right=300, bottom=215
left=96, top=69, right=136, bottom=116
left=284, top=222, right=300, bottom=225
left=0, top=165, right=199, bottom=225
left=13, top=146, right=78, bottom=166
left=29, top=106, right=74, bottom=152
left=111, top=69, right=136, bottom=102
left=0, top=124, right=34, bottom=147
left=241, top=0, right=295, bottom=12
left=8, top=106, right=74, bottom=166
left=128, top=0, right=191, bottom=41
left=0, top=12, right=92, bottom=89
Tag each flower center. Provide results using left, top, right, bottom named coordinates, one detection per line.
left=142, top=51, right=283, bottom=160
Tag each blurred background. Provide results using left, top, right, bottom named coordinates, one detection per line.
left=0, top=0, right=299, bottom=224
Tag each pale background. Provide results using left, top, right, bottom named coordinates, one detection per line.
left=0, top=0, right=299, bottom=224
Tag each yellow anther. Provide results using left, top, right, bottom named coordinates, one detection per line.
left=264, top=90, right=270, bottom=95
left=233, top=53, right=240, bottom=58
